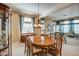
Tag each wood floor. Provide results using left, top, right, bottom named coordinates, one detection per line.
left=12, top=36, right=79, bottom=56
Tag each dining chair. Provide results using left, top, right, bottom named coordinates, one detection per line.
left=43, top=35, right=52, bottom=55
left=33, top=35, right=41, bottom=44
left=48, top=32, right=63, bottom=56
left=45, top=35, right=51, bottom=39
left=24, top=36, right=42, bottom=56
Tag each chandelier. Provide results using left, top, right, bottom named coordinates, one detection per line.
left=34, top=3, right=42, bottom=28
left=34, top=23, right=42, bottom=28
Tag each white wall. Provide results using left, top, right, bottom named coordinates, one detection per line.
left=50, top=4, right=79, bottom=20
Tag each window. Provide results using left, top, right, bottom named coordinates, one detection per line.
left=59, top=21, right=70, bottom=33
left=56, top=25, right=60, bottom=32
left=53, top=25, right=56, bottom=32
left=41, top=19, right=45, bottom=33
left=48, top=24, right=52, bottom=33
left=60, top=25, right=64, bottom=32
left=63, top=21, right=70, bottom=24
left=74, top=20, right=79, bottom=23
left=52, top=19, right=79, bottom=34
left=74, top=24, right=79, bottom=34
left=22, top=17, right=34, bottom=33
left=60, top=21, right=70, bottom=24
left=73, top=20, right=79, bottom=34
left=63, top=25, right=69, bottom=33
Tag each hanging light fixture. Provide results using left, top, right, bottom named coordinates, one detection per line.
left=34, top=3, right=42, bottom=28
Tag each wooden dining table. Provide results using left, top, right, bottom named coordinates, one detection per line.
left=28, top=35, right=54, bottom=55
left=33, top=36, right=53, bottom=48
left=28, top=35, right=53, bottom=47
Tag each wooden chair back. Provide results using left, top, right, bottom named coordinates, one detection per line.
left=54, top=32, right=63, bottom=56
left=33, top=35, right=41, bottom=44
left=45, top=35, right=51, bottom=40
left=25, top=36, right=33, bottom=55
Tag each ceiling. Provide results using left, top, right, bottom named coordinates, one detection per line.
left=4, top=3, right=79, bottom=21
left=4, top=3, right=72, bottom=17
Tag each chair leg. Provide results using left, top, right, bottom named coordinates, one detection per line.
left=25, top=50, right=30, bottom=56
left=41, top=48, right=48, bottom=56
left=28, top=50, right=31, bottom=56
left=27, top=50, right=29, bottom=56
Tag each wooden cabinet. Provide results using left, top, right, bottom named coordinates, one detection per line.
left=20, top=33, right=36, bottom=42
left=0, top=3, right=11, bottom=56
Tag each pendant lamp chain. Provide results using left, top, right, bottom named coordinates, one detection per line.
left=38, top=3, right=39, bottom=16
